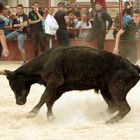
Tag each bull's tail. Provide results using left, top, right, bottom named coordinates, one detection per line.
left=135, top=65, right=140, bottom=74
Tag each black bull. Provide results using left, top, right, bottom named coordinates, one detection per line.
left=0, top=46, right=140, bottom=123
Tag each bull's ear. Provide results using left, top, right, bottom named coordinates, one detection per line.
left=4, top=70, right=15, bottom=79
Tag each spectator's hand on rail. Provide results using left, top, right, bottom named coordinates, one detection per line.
left=2, top=49, right=9, bottom=57
left=113, top=47, right=119, bottom=55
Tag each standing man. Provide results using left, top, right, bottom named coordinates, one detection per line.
left=86, top=2, right=112, bottom=50
left=28, top=2, right=46, bottom=57
left=6, top=4, right=27, bottom=63
left=0, top=2, right=9, bottom=58
left=54, top=2, right=70, bottom=47
left=44, top=8, right=59, bottom=49
left=113, top=9, right=140, bottom=64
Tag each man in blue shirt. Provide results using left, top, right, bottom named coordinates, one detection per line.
left=113, top=9, right=140, bottom=64
left=0, top=3, right=9, bottom=58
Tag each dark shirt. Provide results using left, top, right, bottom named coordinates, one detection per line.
left=93, top=10, right=113, bottom=31
left=121, top=19, right=140, bottom=41
left=122, top=7, right=133, bottom=16
left=54, top=10, right=68, bottom=30
left=28, top=10, right=44, bottom=32
left=0, top=17, right=5, bottom=30
left=14, top=13, right=28, bottom=34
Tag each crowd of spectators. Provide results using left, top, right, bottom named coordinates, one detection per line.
left=113, top=1, right=136, bottom=39
left=0, top=0, right=140, bottom=64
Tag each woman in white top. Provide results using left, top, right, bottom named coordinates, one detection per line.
left=44, top=8, right=59, bottom=48
left=75, top=14, right=92, bottom=39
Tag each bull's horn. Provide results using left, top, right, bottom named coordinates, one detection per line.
left=0, top=70, right=6, bottom=75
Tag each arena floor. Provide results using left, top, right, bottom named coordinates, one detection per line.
left=0, top=61, right=140, bottom=140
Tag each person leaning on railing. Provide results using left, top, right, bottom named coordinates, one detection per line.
left=2, top=7, right=13, bottom=36
left=0, top=2, right=9, bottom=58
left=5, top=4, right=28, bottom=64
left=113, top=9, right=140, bottom=64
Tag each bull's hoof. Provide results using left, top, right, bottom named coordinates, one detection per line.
left=48, top=115, right=55, bottom=122
left=26, top=111, right=37, bottom=118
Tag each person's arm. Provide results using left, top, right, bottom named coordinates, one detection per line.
left=0, top=29, right=9, bottom=57
left=14, top=21, right=27, bottom=28
left=28, top=11, right=42, bottom=25
left=113, top=29, right=124, bottom=54
left=64, top=15, right=70, bottom=25
left=28, top=11, right=44, bottom=24
left=105, top=12, right=113, bottom=33
left=5, top=5, right=16, bottom=16
left=36, top=10, right=44, bottom=21
left=28, top=19, right=40, bottom=24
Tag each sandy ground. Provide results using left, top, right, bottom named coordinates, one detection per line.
left=0, top=61, right=140, bottom=140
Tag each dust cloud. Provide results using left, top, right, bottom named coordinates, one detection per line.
left=0, top=61, right=140, bottom=140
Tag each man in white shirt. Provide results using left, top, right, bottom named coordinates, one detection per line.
left=44, top=8, right=59, bottom=49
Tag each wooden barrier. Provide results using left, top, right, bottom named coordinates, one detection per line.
left=1, top=39, right=140, bottom=61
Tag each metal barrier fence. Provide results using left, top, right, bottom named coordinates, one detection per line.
left=7, top=1, right=139, bottom=39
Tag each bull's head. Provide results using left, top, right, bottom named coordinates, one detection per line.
left=0, top=70, right=31, bottom=105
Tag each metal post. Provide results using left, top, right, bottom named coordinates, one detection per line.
left=119, top=0, right=123, bottom=29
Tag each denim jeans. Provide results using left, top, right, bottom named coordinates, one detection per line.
left=6, top=30, right=26, bottom=50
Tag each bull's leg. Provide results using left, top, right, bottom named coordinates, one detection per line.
left=27, top=88, right=48, bottom=118
left=106, top=98, right=130, bottom=124
left=106, top=82, right=130, bottom=123
left=105, top=71, right=139, bottom=123
left=46, top=91, right=63, bottom=121
left=100, top=85, right=118, bottom=114
left=28, top=73, right=64, bottom=119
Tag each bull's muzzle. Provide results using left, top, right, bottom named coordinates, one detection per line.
left=16, top=97, right=26, bottom=105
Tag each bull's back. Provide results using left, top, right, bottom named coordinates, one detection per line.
left=62, top=46, right=104, bottom=74
left=52, top=47, right=139, bottom=90
left=54, top=47, right=105, bottom=90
